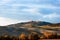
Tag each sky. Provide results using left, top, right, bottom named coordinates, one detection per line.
left=0, top=0, right=60, bottom=26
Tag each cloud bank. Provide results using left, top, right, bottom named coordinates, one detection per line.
left=0, top=0, right=60, bottom=25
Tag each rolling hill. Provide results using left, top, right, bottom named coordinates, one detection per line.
left=0, top=21, right=60, bottom=39
left=7, top=21, right=52, bottom=28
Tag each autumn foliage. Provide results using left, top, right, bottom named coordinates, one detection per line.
left=0, top=32, right=60, bottom=40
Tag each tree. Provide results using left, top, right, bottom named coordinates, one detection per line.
left=19, top=33, right=28, bottom=40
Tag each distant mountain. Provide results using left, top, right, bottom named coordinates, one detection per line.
left=7, top=21, right=52, bottom=28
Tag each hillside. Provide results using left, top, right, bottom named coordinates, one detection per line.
left=0, top=21, right=60, bottom=39
left=40, top=23, right=60, bottom=28
left=48, top=23, right=60, bottom=27
left=7, top=21, right=52, bottom=28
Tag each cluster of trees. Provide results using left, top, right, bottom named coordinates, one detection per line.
left=0, top=33, right=60, bottom=40
left=0, top=32, right=40, bottom=40
left=46, top=33, right=60, bottom=39
left=41, top=33, right=60, bottom=39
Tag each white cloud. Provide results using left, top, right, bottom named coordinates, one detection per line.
left=43, top=13, right=60, bottom=19
left=0, top=17, right=29, bottom=26
left=10, top=4, right=60, bottom=15
left=21, top=8, right=38, bottom=14
left=11, top=4, right=60, bottom=9
left=0, top=0, right=11, bottom=5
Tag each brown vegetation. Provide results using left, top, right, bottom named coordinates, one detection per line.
left=0, top=32, right=60, bottom=40
left=19, top=33, right=28, bottom=40
left=48, top=23, right=60, bottom=27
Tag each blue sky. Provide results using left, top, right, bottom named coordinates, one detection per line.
left=0, top=0, right=60, bottom=26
